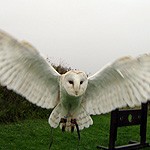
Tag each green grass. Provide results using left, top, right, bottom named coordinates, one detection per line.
left=0, top=115, right=150, bottom=150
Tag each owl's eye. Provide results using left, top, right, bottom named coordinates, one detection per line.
left=80, top=81, right=83, bottom=85
left=68, top=80, right=74, bottom=85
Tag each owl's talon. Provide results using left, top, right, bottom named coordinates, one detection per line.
left=60, top=118, right=67, bottom=123
left=60, top=118, right=67, bottom=132
left=62, top=125, right=66, bottom=132
left=71, top=119, right=77, bottom=124
left=71, top=119, right=77, bottom=133
left=71, top=125, right=74, bottom=132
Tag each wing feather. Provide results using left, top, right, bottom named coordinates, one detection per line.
left=82, top=54, right=150, bottom=115
left=0, top=30, right=60, bottom=109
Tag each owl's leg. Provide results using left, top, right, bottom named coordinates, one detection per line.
left=60, top=118, right=67, bottom=132
left=71, top=119, right=78, bottom=132
left=71, top=119, right=75, bottom=132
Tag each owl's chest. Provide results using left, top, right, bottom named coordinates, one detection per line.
left=60, top=92, right=82, bottom=114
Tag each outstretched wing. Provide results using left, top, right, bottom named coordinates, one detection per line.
left=0, top=30, right=61, bottom=109
left=82, top=54, right=150, bottom=115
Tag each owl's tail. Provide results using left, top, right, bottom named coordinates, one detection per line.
left=48, top=104, right=93, bottom=131
left=58, top=106, right=93, bottom=132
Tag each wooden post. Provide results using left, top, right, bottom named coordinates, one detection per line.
left=109, top=109, right=118, bottom=149
left=140, top=103, right=148, bottom=145
left=97, top=102, right=150, bottom=150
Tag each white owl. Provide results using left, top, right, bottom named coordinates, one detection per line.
left=0, top=30, right=150, bottom=132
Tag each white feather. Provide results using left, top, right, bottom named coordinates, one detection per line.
left=83, top=54, right=150, bottom=115
left=0, top=30, right=60, bottom=109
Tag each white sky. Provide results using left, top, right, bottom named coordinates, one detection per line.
left=0, top=0, right=150, bottom=74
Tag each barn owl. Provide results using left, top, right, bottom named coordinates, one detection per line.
left=0, top=30, right=150, bottom=132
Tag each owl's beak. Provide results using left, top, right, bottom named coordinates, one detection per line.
left=74, top=82, right=80, bottom=96
left=75, top=91, right=79, bottom=96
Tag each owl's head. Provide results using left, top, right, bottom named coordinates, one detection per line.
left=61, top=70, right=88, bottom=97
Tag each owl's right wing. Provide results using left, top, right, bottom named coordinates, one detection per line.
left=0, top=30, right=60, bottom=109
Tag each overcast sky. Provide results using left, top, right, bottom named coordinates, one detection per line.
left=0, top=0, right=150, bottom=74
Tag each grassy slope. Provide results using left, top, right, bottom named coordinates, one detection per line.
left=0, top=115, right=150, bottom=150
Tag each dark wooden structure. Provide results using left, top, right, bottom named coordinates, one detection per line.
left=97, top=102, right=150, bottom=150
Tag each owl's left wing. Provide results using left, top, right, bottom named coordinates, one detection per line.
left=82, top=54, right=150, bottom=115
